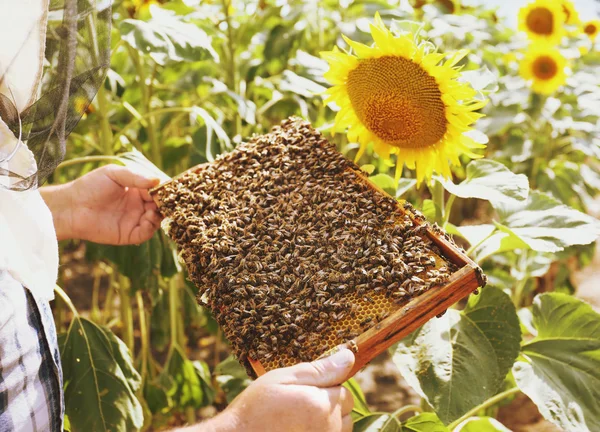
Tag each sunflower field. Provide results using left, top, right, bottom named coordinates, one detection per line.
left=52, top=0, right=600, bottom=431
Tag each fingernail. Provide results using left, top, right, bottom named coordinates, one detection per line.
left=327, top=348, right=354, bottom=369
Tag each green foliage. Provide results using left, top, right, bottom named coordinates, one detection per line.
left=494, top=191, right=600, bottom=253
left=454, top=417, right=511, bottom=432
left=441, top=159, right=529, bottom=204
left=458, top=189, right=600, bottom=262
left=513, top=294, right=600, bottom=431
left=214, top=355, right=252, bottom=403
left=344, top=378, right=372, bottom=420
left=59, top=317, right=144, bottom=431
left=161, top=347, right=215, bottom=409
left=354, top=412, right=448, bottom=432
left=120, top=15, right=218, bottom=65
left=393, top=287, right=521, bottom=423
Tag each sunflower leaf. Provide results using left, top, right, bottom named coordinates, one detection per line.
left=59, top=318, right=143, bottom=431
left=343, top=378, right=370, bottom=419
left=421, top=199, right=437, bottom=222
left=453, top=417, right=512, bottom=431
left=459, top=67, right=498, bottom=93
left=353, top=412, right=447, bottom=432
left=441, top=159, right=529, bottom=205
left=120, top=16, right=217, bottom=66
left=513, top=293, right=600, bottom=431
left=393, top=287, right=521, bottom=424
left=492, top=190, right=600, bottom=253
left=397, top=178, right=418, bottom=197
left=369, top=173, right=396, bottom=190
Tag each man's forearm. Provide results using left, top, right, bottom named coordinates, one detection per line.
left=39, top=183, right=75, bottom=241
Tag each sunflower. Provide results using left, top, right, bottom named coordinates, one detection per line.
left=320, top=14, right=486, bottom=184
left=519, top=44, right=567, bottom=95
left=583, top=19, right=600, bottom=41
left=561, top=0, right=580, bottom=25
left=518, top=0, right=566, bottom=45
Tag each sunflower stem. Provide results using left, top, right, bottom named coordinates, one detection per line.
left=54, top=285, right=79, bottom=317
left=432, top=180, right=445, bottom=225
left=447, top=387, right=520, bottom=429
left=442, top=194, right=456, bottom=229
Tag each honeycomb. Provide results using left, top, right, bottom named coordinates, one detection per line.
left=153, top=117, right=459, bottom=377
left=257, top=252, right=449, bottom=371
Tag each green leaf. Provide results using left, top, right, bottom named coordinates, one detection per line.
left=453, top=416, right=511, bottom=431
left=494, top=191, right=600, bottom=253
left=397, top=178, right=417, bottom=197
left=403, top=413, right=449, bottom=431
left=215, top=355, right=252, bottom=403
left=354, top=413, right=448, bottom=432
left=117, top=148, right=171, bottom=183
left=361, top=164, right=376, bottom=175
left=513, top=293, right=600, bottom=431
left=144, top=380, right=172, bottom=415
left=193, top=360, right=217, bottom=406
left=59, top=318, right=143, bottom=431
left=63, top=415, right=72, bottom=432
left=353, top=414, right=401, bottom=432
left=369, top=173, right=397, bottom=191
left=161, top=346, right=214, bottom=409
left=459, top=67, right=498, bottom=93
left=421, top=199, right=437, bottom=222
left=120, top=16, right=217, bottom=65
left=193, top=106, right=232, bottom=159
left=441, top=159, right=529, bottom=205
left=343, top=378, right=370, bottom=418
left=162, top=137, right=192, bottom=171
left=393, top=287, right=521, bottom=423
left=456, top=224, right=495, bottom=249
left=470, top=231, right=529, bottom=262
left=279, top=70, right=326, bottom=97
left=87, top=233, right=165, bottom=295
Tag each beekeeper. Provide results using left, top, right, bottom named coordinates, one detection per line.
left=0, top=1, right=353, bottom=431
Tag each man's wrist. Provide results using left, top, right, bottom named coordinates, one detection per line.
left=39, top=183, right=76, bottom=241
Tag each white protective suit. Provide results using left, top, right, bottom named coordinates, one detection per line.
left=0, top=0, right=58, bottom=302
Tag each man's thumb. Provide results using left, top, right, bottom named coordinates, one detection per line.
left=266, top=348, right=355, bottom=388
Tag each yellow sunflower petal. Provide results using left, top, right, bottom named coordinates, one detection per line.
left=342, top=35, right=374, bottom=58
left=519, top=43, right=568, bottom=95
left=583, top=19, right=600, bottom=41
left=518, top=0, right=566, bottom=45
left=322, top=14, right=488, bottom=184
left=561, top=0, right=580, bottom=25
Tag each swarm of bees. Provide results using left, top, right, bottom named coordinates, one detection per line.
left=156, top=117, right=458, bottom=376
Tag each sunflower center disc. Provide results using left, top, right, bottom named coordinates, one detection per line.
left=526, top=7, right=554, bottom=35
left=533, top=56, right=558, bottom=80
left=347, top=56, right=447, bottom=149
left=584, top=24, right=596, bottom=35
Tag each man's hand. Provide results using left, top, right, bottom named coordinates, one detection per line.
left=187, top=349, right=355, bottom=432
left=41, top=165, right=162, bottom=245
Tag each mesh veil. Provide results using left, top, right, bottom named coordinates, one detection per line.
left=0, top=0, right=111, bottom=191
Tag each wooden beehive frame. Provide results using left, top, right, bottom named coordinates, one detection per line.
left=150, top=163, right=486, bottom=381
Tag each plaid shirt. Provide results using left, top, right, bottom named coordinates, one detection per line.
left=0, top=270, right=63, bottom=432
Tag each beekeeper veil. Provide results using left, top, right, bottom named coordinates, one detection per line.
left=0, top=0, right=111, bottom=191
